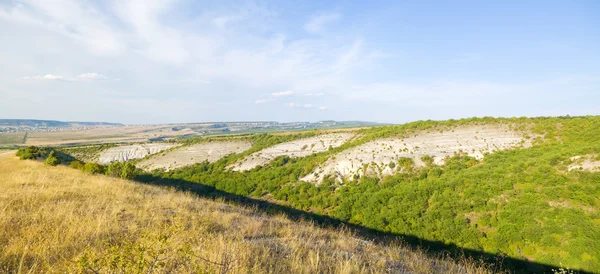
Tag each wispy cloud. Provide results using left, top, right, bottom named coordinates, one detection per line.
left=254, top=99, right=273, bottom=104
left=304, top=12, right=341, bottom=34
left=23, top=73, right=110, bottom=81
left=23, top=74, right=68, bottom=81
left=76, top=73, right=108, bottom=80
left=305, top=92, right=324, bottom=97
left=271, top=90, right=295, bottom=97
left=287, top=102, right=313, bottom=109
left=287, top=102, right=328, bottom=110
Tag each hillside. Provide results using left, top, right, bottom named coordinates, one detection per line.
left=47, top=115, right=600, bottom=272
left=0, top=152, right=494, bottom=273
left=18, top=115, right=600, bottom=273
left=0, top=119, right=123, bottom=127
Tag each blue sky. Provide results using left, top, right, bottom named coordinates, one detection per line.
left=0, top=0, right=598, bottom=124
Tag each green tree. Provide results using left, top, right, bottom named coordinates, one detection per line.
left=120, top=162, right=137, bottom=180
left=44, top=151, right=60, bottom=166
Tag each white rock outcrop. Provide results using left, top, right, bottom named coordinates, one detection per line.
left=301, top=125, right=530, bottom=183
left=97, top=143, right=178, bottom=164
left=230, top=133, right=355, bottom=171
left=137, top=141, right=252, bottom=171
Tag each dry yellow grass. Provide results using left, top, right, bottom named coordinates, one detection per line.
left=0, top=153, right=496, bottom=273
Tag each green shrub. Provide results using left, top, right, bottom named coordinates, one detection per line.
left=120, top=162, right=137, bottom=180
left=44, top=151, right=60, bottom=166
left=69, top=161, right=85, bottom=170
left=83, top=162, right=104, bottom=174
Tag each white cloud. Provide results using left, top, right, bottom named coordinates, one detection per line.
left=305, top=92, right=324, bottom=97
left=23, top=74, right=67, bottom=81
left=77, top=73, right=107, bottom=80
left=318, top=106, right=328, bottom=111
left=272, top=90, right=295, bottom=97
left=254, top=99, right=273, bottom=104
left=23, top=73, right=110, bottom=81
left=304, top=12, right=341, bottom=34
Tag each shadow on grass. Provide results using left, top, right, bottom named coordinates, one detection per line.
left=134, top=174, right=590, bottom=274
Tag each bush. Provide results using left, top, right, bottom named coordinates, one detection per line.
left=83, top=163, right=104, bottom=174
left=69, top=161, right=85, bottom=170
left=16, top=146, right=43, bottom=160
left=44, top=151, right=60, bottom=166
left=105, top=162, right=124, bottom=177
left=120, top=162, right=137, bottom=180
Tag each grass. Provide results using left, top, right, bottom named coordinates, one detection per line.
left=0, top=154, right=496, bottom=273
left=0, top=132, right=26, bottom=145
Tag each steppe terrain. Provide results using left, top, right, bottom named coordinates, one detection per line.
left=7, top=116, right=600, bottom=272
left=138, top=141, right=252, bottom=171
left=0, top=152, right=492, bottom=273
left=231, top=133, right=355, bottom=171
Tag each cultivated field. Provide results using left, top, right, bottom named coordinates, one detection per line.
left=24, top=125, right=195, bottom=146
left=0, top=153, right=494, bottom=273
left=0, top=132, right=26, bottom=145
left=138, top=141, right=252, bottom=171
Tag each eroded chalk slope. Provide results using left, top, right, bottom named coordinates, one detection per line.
left=138, top=141, right=251, bottom=171
left=231, top=133, right=355, bottom=171
left=302, top=125, right=530, bottom=183
left=97, top=143, right=178, bottom=164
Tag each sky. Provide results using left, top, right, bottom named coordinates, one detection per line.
left=0, top=0, right=599, bottom=125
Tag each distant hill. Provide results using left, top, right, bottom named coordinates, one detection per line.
left=0, top=119, right=123, bottom=127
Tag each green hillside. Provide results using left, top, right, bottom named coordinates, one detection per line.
left=35, top=115, right=600, bottom=272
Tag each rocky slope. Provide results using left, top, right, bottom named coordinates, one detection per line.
left=302, top=125, right=530, bottom=183
left=137, top=141, right=251, bottom=171
left=97, top=143, right=178, bottom=164
left=230, top=133, right=355, bottom=171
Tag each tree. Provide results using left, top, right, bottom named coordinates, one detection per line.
left=120, top=162, right=137, bottom=180
left=84, top=162, right=104, bottom=174
left=44, top=151, right=60, bottom=166
left=106, top=162, right=124, bottom=177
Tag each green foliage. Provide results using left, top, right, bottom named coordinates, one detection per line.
left=120, top=162, right=137, bottom=180
left=51, top=115, right=600, bottom=272
left=44, top=151, right=60, bottom=166
left=69, top=160, right=85, bottom=170
left=16, top=146, right=46, bottom=160
left=84, top=162, right=105, bottom=175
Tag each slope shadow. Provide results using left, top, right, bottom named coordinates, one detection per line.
left=134, top=174, right=591, bottom=274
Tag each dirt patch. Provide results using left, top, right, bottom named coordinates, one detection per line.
left=548, top=200, right=595, bottom=213
left=302, top=125, right=530, bottom=183
left=137, top=141, right=251, bottom=171
left=568, top=154, right=600, bottom=172
left=97, top=143, right=179, bottom=164
left=231, top=133, right=356, bottom=171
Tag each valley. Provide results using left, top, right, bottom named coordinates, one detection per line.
left=8, top=115, right=600, bottom=273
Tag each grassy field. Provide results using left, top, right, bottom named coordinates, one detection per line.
left=0, top=132, right=26, bottom=145
left=0, top=153, right=495, bottom=273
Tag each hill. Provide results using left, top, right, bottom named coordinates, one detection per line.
left=15, top=115, right=600, bottom=272
left=0, top=119, right=124, bottom=128
left=0, top=152, right=495, bottom=273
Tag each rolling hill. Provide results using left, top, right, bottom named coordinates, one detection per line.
left=0, top=152, right=493, bottom=273
left=13, top=115, right=600, bottom=273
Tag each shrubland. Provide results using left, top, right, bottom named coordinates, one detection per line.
left=15, top=115, right=600, bottom=272
left=153, top=116, right=600, bottom=272
left=0, top=153, right=495, bottom=273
